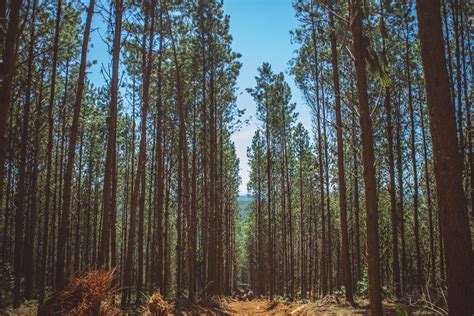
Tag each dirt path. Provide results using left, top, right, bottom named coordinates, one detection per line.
left=1, top=298, right=412, bottom=315
left=227, top=299, right=291, bottom=315
left=227, top=298, right=406, bottom=315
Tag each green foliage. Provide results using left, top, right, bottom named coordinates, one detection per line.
left=334, top=286, right=346, bottom=297
left=395, top=305, right=409, bottom=316
left=366, top=45, right=391, bottom=87
left=356, top=267, right=369, bottom=297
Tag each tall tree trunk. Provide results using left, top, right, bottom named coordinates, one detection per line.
left=98, top=0, right=123, bottom=268
left=13, top=0, right=37, bottom=305
left=26, top=65, right=45, bottom=300
left=38, top=0, right=62, bottom=305
left=350, top=1, right=383, bottom=314
left=153, top=2, right=164, bottom=291
left=167, top=1, right=190, bottom=297
left=310, top=10, right=327, bottom=296
left=73, top=132, right=84, bottom=272
left=415, top=1, right=474, bottom=313
left=395, top=93, right=407, bottom=291
left=122, top=1, right=154, bottom=306
left=406, top=29, right=423, bottom=288
left=298, top=142, right=305, bottom=297
left=199, top=2, right=209, bottom=296
left=351, top=111, right=361, bottom=283
left=418, top=87, right=436, bottom=286
left=329, top=2, right=353, bottom=303
left=322, top=84, right=332, bottom=294
left=56, top=0, right=95, bottom=290
left=0, top=0, right=22, bottom=206
left=380, top=1, right=401, bottom=297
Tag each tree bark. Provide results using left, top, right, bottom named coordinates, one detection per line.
left=350, top=0, right=383, bottom=314
left=13, top=0, right=37, bottom=305
left=55, top=0, right=95, bottom=290
left=0, top=0, right=22, bottom=206
left=418, top=87, right=436, bottom=286
left=98, top=0, right=123, bottom=268
left=38, top=0, right=62, bottom=306
left=329, top=2, right=353, bottom=302
left=415, top=1, right=474, bottom=313
left=406, top=29, right=423, bottom=288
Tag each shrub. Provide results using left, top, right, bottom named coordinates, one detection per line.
left=39, top=268, right=116, bottom=315
left=145, top=291, right=172, bottom=315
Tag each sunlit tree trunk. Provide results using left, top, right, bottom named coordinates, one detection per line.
left=350, top=0, right=383, bottom=314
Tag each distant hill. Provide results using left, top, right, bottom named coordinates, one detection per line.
left=237, top=194, right=253, bottom=218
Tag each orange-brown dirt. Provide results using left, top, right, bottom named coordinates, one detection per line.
left=226, top=298, right=408, bottom=315
left=1, top=297, right=428, bottom=315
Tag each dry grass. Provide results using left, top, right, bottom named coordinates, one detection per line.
left=144, top=291, right=172, bottom=315
left=200, top=295, right=235, bottom=314
left=39, top=269, right=117, bottom=315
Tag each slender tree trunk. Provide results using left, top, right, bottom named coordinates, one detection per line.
left=98, top=0, right=123, bottom=268
left=0, top=0, right=22, bottom=204
left=167, top=1, right=190, bottom=297
left=56, top=0, right=95, bottom=290
left=451, top=0, right=463, bottom=153
left=122, top=1, right=154, bottom=306
left=322, top=84, right=332, bottom=294
left=38, top=0, right=62, bottom=305
left=350, top=1, right=383, bottom=314
left=25, top=59, right=45, bottom=301
left=266, top=102, right=274, bottom=300
left=310, top=11, right=327, bottom=296
left=386, top=88, right=403, bottom=298
left=73, top=132, right=84, bottom=272
left=459, top=3, right=473, bottom=214
left=329, top=3, right=353, bottom=302
left=416, top=1, right=474, bottom=313
left=199, top=3, right=209, bottom=296
left=380, top=1, right=401, bottom=297
left=419, top=87, right=436, bottom=286
left=395, top=92, right=407, bottom=291
left=406, top=30, right=423, bottom=288
left=153, top=2, right=164, bottom=291
left=136, top=6, right=151, bottom=302
left=13, top=0, right=38, bottom=304
left=189, top=90, right=198, bottom=302
left=84, top=137, right=94, bottom=270
left=351, top=112, right=361, bottom=283
left=256, top=136, right=264, bottom=295
left=298, top=143, right=305, bottom=297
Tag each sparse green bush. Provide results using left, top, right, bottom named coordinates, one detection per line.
left=356, top=267, right=369, bottom=297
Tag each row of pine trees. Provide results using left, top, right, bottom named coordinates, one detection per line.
left=244, top=0, right=472, bottom=314
left=0, top=0, right=243, bottom=309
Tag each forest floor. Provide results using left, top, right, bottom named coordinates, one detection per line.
left=1, top=296, right=427, bottom=315
left=225, top=297, right=410, bottom=315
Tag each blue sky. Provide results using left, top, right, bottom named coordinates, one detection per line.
left=223, top=0, right=311, bottom=194
left=88, top=0, right=312, bottom=195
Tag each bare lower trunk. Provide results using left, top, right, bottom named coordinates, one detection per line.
left=350, top=1, right=383, bottom=314
left=416, top=1, right=474, bottom=314
left=56, top=0, right=95, bottom=290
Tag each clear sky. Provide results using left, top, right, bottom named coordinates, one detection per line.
left=88, top=0, right=312, bottom=195
left=223, top=0, right=312, bottom=194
